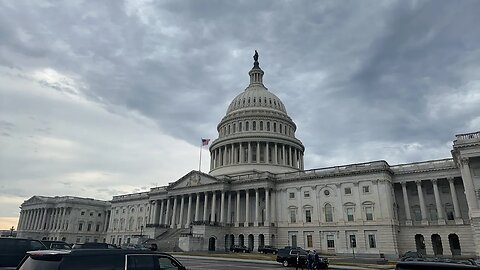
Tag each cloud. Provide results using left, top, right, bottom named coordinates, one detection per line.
left=0, top=0, right=479, bottom=226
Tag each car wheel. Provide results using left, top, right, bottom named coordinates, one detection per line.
left=282, top=260, right=289, bottom=267
left=243, top=250, right=246, bottom=253
left=273, top=251, right=277, bottom=255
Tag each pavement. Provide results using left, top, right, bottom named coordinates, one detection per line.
left=175, top=254, right=395, bottom=270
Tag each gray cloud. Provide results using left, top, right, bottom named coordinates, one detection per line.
left=1, top=0, right=480, bottom=226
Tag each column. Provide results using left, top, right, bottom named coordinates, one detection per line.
left=227, top=192, right=232, bottom=224
left=186, top=194, right=192, bottom=228
left=266, top=143, right=270, bottom=164
left=148, top=201, right=154, bottom=223
left=178, top=196, right=185, bottom=228
left=256, top=142, right=260, bottom=163
left=25, top=210, right=32, bottom=230
left=274, top=143, right=278, bottom=164
left=195, top=193, right=200, bottom=221
left=57, top=208, right=64, bottom=231
left=231, top=144, right=235, bottom=164
left=245, top=189, right=250, bottom=226
left=49, top=208, right=54, bottom=230
left=282, top=145, right=286, bottom=165
left=265, top=189, right=270, bottom=225
left=31, top=209, right=37, bottom=230
left=459, top=158, right=479, bottom=211
left=448, top=178, right=462, bottom=220
left=220, top=191, right=225, bottom=224
left=203, top=193, right=208, bottom=221
left=17, top=211, right=24, bottom=230
left=211, top=192, right=217, bottom=222
left=432, top=179, right=445, bottom=224
left=416, top=180, right=428, bottom=224
left=255, top=189, right=260, bottom=226
left=271, top=190, right=276, bottom=224
left=151, top=201, right=158, bottom=224
left=236, top=191, right=241, bottom=226
left=289, top=146, right=292, bottom=166
left=210, top=152, right=214, bottom=170
left=239, top=143, right=244, bottom=163
left=401, top=182, right=412, bottom=225
left=165, top=198, right=171, bottom=226
left=248, top=143, right=252, bottom=163
left=223, top=145, right=227, bottom=165
left=103, top=210, right=109, bottom=232
left=159, top=200, right=165, bottom=225
left=171, top=196, right=178, bottom=228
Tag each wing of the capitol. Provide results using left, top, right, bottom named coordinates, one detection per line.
left=16, top=53, right=480, bottom=258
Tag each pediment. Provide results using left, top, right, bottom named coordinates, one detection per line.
left=168, top=171, right=222, bottom=190
left=23, top=196, right=48, bottom=205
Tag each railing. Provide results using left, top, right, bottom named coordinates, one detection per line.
left=145, top=223, right=169, bottom=228
left=390, top=158, right=455, bottom=173
left=112, top=191, right=149, bottom=201
left=455, top=131, right=480, bottom=141
left=191, top=221, right=222, bottom=227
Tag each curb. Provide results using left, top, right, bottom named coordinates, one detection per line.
left=175, top=254, right=380, bottom=270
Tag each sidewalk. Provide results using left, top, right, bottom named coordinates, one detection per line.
left=175, top=254, right=395, bottom=270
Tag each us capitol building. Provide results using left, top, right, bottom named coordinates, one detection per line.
left=16, top=52, right=480, bottom=258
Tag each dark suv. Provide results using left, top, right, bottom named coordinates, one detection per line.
left=16, top=249, right=187, bottom=270
left=0, top=237, right=46, bottom=268
left=40, top=240, right=71, bottom=250
left=276, top=247, right=328, bottom=268
left=258, top=245, right=278, bottom=254
left=71, top=242, right=119, bottom=249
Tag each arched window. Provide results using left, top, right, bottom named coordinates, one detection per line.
left=273, top=123, right=277, bottom=132
left=279, top=124, right=283, bottom=133
left=233, top=123, right=236, bottom=133
left=325, top=203, right=333, bottom=222
left=260, top=121, right=263, bottom=131
left=246, top=121, right=249, bottom=131
left=253, top=121, right=256, bottom=130
left=267, top=122, right=270, bottom=131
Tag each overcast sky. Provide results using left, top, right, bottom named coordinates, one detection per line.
left=1, top=0, right=479, bottom=229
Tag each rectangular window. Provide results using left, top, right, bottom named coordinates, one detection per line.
left=81, top=211, right=85, bottom=216
left=344, top=187, right=352, bottom=195
left=413, top=207, right=422, bottom=221
left=365, top=207, right=374, bottom=221
left=304, top=191, right=310, bottom=198
left=327, top=235, right=335, bottom=248
left=289, top=192, right=295, bottom=199
left=291, top=235, right=297, bottom=248
left=87, top=223, right=91, bottom=231
left=307, top=235, right=313, bottom=248
left=96, top=224, right=100, bottom=232
left=305, top=210, right=312, bottom=223
left=347, top=208, right=354, bottom=222
left=290, top=209, right=296, bottom=223
left=90, top=212, right=93, bottom=216
left=76, top=237, right=81, bottom=243
left=368, top=234, right=376, bottom=248
left=98, top=213, right=102, bottom=217
left=78, top=223, right=83, bottom=231
left=349, top=235, right=357, bottom=248
left=362, top=186, right=370, bottom=193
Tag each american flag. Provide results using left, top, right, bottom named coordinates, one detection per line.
left=201, top=138, right=210, bottom=146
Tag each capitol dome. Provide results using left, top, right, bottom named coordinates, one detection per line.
left=209, top=51, right=305, bottom=177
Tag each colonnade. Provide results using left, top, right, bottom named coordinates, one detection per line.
left=148, top=188, right=276, bottom=229
left=210, top=142, right=303, bottom=170
left=18, top=207, right=68, bottom=231
left=400, top=177, right=462, bottom=225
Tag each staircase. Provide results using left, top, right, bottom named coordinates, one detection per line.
left=144, top=228, right=188, bottom=252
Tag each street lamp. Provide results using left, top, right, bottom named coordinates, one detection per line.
left=10, top=226, right=14, bottom=237
left=140, top=225, right=143, bottom=237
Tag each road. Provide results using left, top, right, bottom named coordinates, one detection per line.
left=177, top=256, right=373, bottom=270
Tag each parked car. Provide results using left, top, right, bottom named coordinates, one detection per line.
left=230, top=244, right=249, bottom=253
left=400, top=250, right=423, bottom=261
left=0, top=237, right=46, bottom=268
left=40, top=240, right=71, bottom=250
left=258, top=245, right=278, bottom=254
left=276, top=247, right=329, bottom=268
left=72, top=242, right=119, bottom=249
left=16, top=249, right=187, bottom=270
left=121, top=243, right=149, bottom=250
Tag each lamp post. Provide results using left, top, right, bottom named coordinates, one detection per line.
left=10, top=226, right=14, bottom=237
left=140, top=225, right=143, bottom=237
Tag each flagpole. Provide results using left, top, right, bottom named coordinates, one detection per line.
left=199, top=143, right=203, bottom=172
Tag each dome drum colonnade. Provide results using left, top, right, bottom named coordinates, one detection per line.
left=209, top=51, right=305, bottom=176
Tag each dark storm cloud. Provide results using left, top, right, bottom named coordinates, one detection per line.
left=0, top=0, right=479, bottom=221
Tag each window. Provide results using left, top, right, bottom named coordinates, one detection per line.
left=365, top=206, right=374, bottom=221
left=89, top=212, right=93, bottom=216
left=445, top=204, right=454, bottom=220
left=304, top=191, right=310, bottom=198
left=260, top=121, right=263, bottom=130
left=253, top=121, right=256, bottom=130
left=290, top=209, right=297, bottom=223
left=96, top=224, right=100, bottom=232
left=428, top=206, right=438, bottom=221
left=324, top=190, right=330, bottom=196
left=289, top=192, right=295, bottom=199
left=349, top=235, right=357, bottom=248
left=368, top=234, right=376, bottom=248
left=87, top=223, right=91, bottom=231
left=98, top=213, right=102, bottom=217
left=273, top=123, right=277, bottom=132
left=78, top=223, right=83, bottom=231
left=347, top=207, right=354, bottom=222
left=122, top=209, right=125, bottom=214
left=307, top=235, right=313, bottom=248
left=267, top=122, right=270, bottom=131
left=327, top=235, right=335, bottom=248
left=246, top=121, right=249, bottom=131
left=239, top=122, right=242, bottom=131
left=344, top=187, right=352, bottom=195
left=362, top=186, right=370, bottom=193
left=291, top=234, right=297, bottom=248
left=81, top=211, right=85, bottom=216
left=305, top=210, right=312, bottom=223
left=325, top=204, right=333, bottom=222
left=412, top=206, right=422, bottom=221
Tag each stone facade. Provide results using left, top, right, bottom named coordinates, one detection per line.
left=16, top=53, right=480, bottom=258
